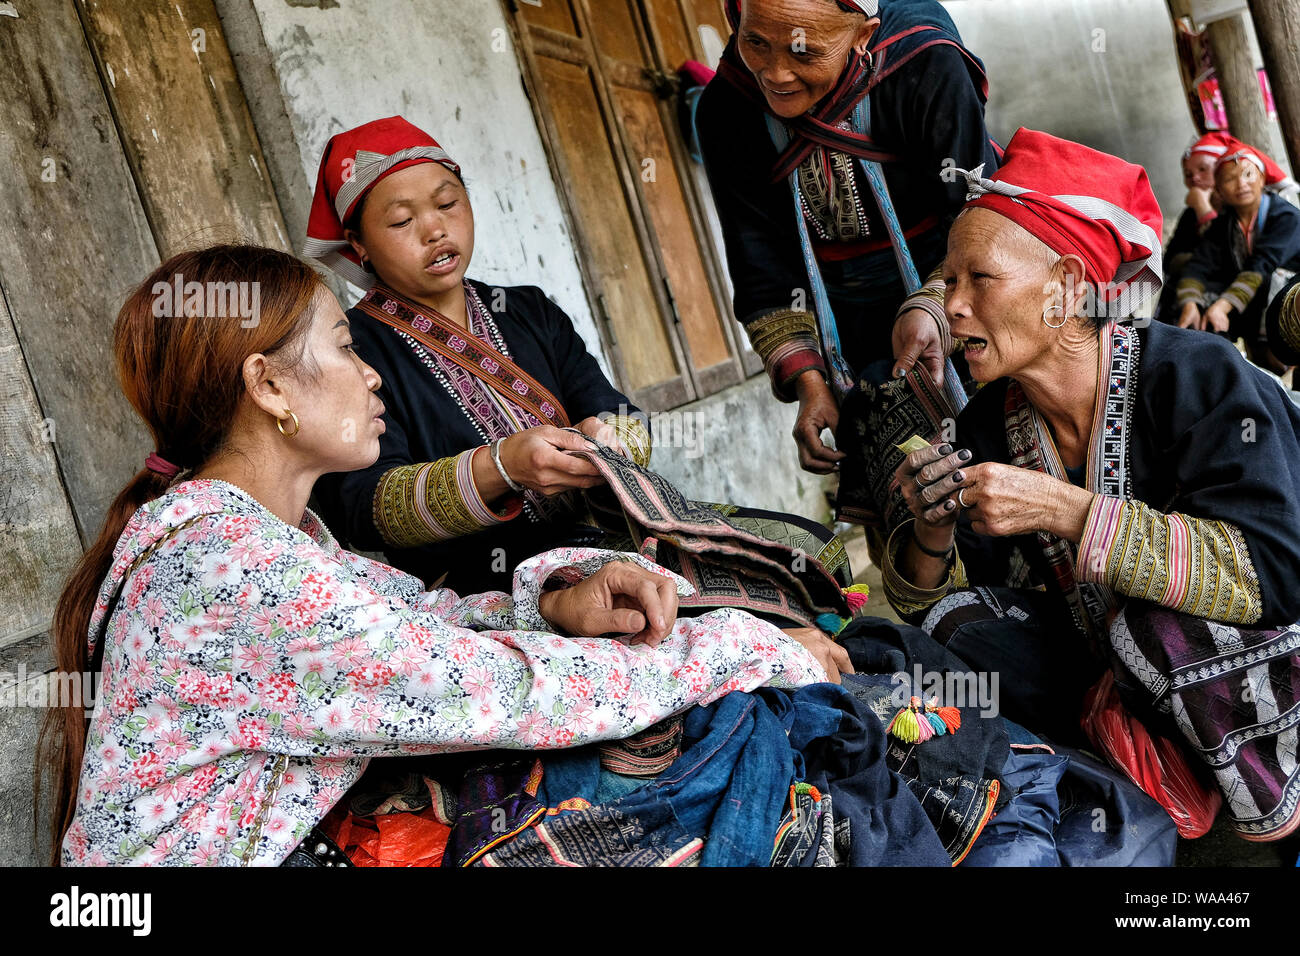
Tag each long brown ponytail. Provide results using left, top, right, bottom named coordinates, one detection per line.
left=35, top=245, right=324, bottom=863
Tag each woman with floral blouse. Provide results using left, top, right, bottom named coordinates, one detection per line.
left=39, top=245, right=845, bottom=866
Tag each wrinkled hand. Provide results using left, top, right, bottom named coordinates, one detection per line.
left=499, top=425, right=605, bottom=495
left=537, top=561, right=680, bottom=646
left=792, top=372, right=845, bottom=474
left=892, top=308, right=945, bottom=384
left=574, top=416, right=630, bottom=458
left=956, top=462, right=1093, bottom=541
left=1204, top=301, right=1232, bottom=334
left=897, top=442, right=972, bottom=528
left=781, top=628, right=854, bottom=684
left=1178, top=302, right=1203, bottom=330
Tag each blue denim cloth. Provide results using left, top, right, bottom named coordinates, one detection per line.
left=962, top=721, right=1178, bottom=867
left=538, top=691, right=794, bottom=867
left=776, top=681, right=952, bottom=867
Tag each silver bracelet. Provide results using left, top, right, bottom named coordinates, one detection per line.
left=489, top=438, right=524, bottom=493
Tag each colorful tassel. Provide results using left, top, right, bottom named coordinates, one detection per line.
left=815, top=612, right=850, bottom=637
left=843, top=584, right=870, bottom=613
left=890, top=696, right=961, bottom=744
left=927, top=697, right=961, bottom=733
left=886, top=701, right=922, bottom=743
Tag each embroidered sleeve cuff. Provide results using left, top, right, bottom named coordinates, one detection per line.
left=1177, top=277, right=1207, bottom=306
left=599, top=412, right=653, bottom=467
left=1222, top=271, right=1263, bottom=314
left=372, top=451, right=523, bottom=549
left=511, top=547, right=697, bottom=632
left=1077, top=495, right=1263, bottom=625
left=881, top=520, right=968, bottom=621
left=745, top=309, right=827, bottom=402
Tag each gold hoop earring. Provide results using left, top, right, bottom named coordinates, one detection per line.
left=1043, top=306, right=1068, bottom=330
left=277, top=410, right=301, bottom=438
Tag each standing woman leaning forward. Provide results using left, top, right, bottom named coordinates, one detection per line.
left=697, top=0, right=999, bottom=472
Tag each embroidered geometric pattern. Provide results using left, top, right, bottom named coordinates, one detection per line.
left=744, top=308, right=826, bottom=401
left=1079, top=496, right=1263, bottom=625
left=373, top=450, right=521, bottom=549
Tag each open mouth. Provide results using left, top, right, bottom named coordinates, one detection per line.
left=426, top=251, right=460, bottom=274
left=958, top=336, right=988, bottom=355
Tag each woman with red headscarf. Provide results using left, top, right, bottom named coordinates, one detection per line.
left=883, top=129, right=1300, bottom=842
left=1158, top=132, right=1298, bottom=326
left=302, top=116, right=853, bottom=614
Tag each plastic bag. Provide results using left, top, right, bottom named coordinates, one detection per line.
left=1080, top=670, right=1221, bottom=839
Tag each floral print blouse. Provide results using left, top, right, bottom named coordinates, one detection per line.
left=63, top=480, right=824, bottom=866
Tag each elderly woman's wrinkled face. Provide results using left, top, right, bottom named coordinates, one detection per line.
left=737, top=0, right=878, bottom=118
left=1215, top=159, right=1264, bottom=210
left=943, top=208, right=1064, bottom=382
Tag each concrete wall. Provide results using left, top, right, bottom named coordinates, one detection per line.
left=943, top=0, right=1199, bottom=229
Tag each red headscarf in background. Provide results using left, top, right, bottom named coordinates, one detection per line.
left=1186, top=131, right=1287, bottom=186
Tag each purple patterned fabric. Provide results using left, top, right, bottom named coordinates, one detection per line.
left=1111, top=603, right=1300, bottom=840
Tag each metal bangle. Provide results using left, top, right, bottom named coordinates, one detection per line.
left=911, top=526, right=955, bottom=560
left=489, top=439, right=524, bottom=493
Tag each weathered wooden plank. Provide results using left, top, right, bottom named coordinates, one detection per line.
left=0, top=0, right=156, bottom=543
left=77, top=0, right=290, bottom=255
left=0, top=288, right=83, bottom=640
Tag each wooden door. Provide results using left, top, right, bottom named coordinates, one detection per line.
left=509, top=0, right=746, bottom=407
left=512, top=0, right=692, bottom=410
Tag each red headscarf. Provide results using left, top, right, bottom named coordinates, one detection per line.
left=1186, top=131, right=1287, bottom=185
left=303, top=116, right=461, bottom=288
left=953, top=128, right=1164, bottom=317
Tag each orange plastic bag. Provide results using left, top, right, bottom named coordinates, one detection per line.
left=1080, top=671, right=1221, bottom=839
left=321, top=802, right=450, bottom=867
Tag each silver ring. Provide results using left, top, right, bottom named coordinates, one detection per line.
left=957, top=488, right=971, bottom=509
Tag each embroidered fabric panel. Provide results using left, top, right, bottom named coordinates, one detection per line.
left=1078, top=496, right=1264, bottom=625
left=796, top=142, right=872, bottom=242
left=744, top=308, right=827, bottom=401
left=1112, top=603, right=1300, bottom=839
left=373, top=450, right=522, bottom=549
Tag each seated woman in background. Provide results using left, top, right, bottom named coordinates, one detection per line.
left=305, top=116, right=849, bottom=597
left=38, top=245, right=837, bottom=866
left=1176, top=145, right=1300, bottom=371
left=885, top=130, right=1300, bottom=841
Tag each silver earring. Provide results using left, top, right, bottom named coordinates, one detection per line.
left=1043, top=305, right=1068, bottom=329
